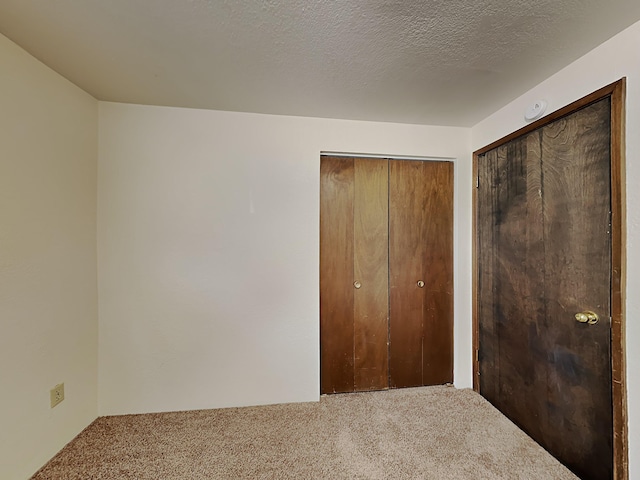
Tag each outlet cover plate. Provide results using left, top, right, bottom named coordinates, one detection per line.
left=50, top=383, right=65, bottom=408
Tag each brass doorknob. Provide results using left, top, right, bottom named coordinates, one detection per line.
left=417, top=280, right=425, bottom=288
left=575, top=311, right=599, bottom=325
left=354, top=281, right=361, bottom=289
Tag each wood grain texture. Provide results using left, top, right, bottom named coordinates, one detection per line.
left=421, top=161, right=454, bottom=385
left=474, top=79, right=627, bottom=480
left=476, top=99, right=615, bottom=480
left=609, top=79, right=627, bottom=480
left=472, top=154, right=479, bottom=392
left=320, top=156, right=355, bottom=394
left=540, top=99, right=612, bottom=480
left=389, top=160, right=425, bottom=388
left=477, top=134, right=548, bottom=445
left=389, top=160, right=453, bottom=388
left=353, top=158, right=389, bottom=391
left=322, top=156, right=455, bottom=394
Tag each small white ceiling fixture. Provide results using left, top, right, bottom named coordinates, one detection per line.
left=524, top=100, right=548, bottom=122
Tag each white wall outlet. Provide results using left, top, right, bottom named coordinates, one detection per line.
left=50, top=383, right=65, bottom=408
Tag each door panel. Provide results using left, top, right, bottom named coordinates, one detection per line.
left=477, top=99, right=613, bottom=480
left=320, top=156, right=355, bottom=394
left=421, top=161, right=454, bottom=385
left=353, top=158, right=389, bottom=391
left=540, top=99, right=612, bottom=479
left=389, top=160, right=426, bottom=388
left=389, top=160, right=454, bottom=388
left=478, top=133, right=549, bottom=443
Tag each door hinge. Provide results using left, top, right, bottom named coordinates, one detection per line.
left=607, top=211, right=612, bottom=234
left=475, top=349, right=479, bottom=363
left=476, top=174, right=479, bottom=188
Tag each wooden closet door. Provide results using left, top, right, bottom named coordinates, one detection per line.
left=353, top=158, right=389, bottom=391
left=320, top=156, right=389, bottom=394
left=389, top=160, right=453, bottom=388
left=320, top=156, right=355, bottom=394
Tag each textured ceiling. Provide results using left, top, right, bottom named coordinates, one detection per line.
left=1, top=0, right=640, bottom=126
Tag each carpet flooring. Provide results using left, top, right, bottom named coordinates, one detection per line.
left=31, top=386, right=578, bottom=479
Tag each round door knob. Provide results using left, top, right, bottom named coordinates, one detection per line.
left=354, top=281, right=361, bottom=289
left=575, top=313, right=588, bottom=323
left=417, top=280, right=425, bottom=288
left=575, top=311, right=599, bottom=325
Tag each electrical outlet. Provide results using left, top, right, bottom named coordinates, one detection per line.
left=50, top=383, right=65, bottom=408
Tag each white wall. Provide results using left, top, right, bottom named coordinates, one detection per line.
left=98, top=103, right=472, bottom=415
left=472, top=19, right=640, bottom=480
left=0, top=34, right=99, bottom=479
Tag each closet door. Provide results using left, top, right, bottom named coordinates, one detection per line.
left=389, top=160, right=453, bottom=388
left=320, top=156, right=355, bottom=394
left=320, top=156, right=389, bottom=394
left=353, top=158, right=389, bottom=391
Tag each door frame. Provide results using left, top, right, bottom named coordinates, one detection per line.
left=471, top=79, right=627, bottom=479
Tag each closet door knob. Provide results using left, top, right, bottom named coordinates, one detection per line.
left=417, top=280, right=425, bottom=288
left=354, top=281, right=362, bottom=289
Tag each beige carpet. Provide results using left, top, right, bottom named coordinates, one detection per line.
left=31, top=386, right=577, bottom=479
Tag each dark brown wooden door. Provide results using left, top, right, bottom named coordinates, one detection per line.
left=320, top=156, right=453, bottom=394
left=389, top=160, right=454, bottom=388
left=477, top=98, right=613, bottom=479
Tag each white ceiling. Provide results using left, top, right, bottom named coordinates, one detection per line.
left=1, top=1, right=639, bottom=127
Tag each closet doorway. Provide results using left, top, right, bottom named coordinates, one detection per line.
left=320, top=155, right=453, bottom=394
